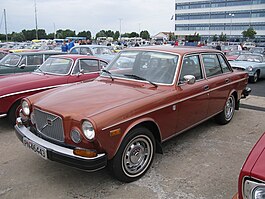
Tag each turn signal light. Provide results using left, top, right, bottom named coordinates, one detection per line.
left=73, top=148, right=97, bottom=158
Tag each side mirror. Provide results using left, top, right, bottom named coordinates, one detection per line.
left=77, top=69, right=84, bottom=76
left=184, top=75, right=196, bottom=85
left=18, top=64, right=26, bottom=69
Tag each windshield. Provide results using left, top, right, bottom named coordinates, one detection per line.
left=36, top=57, right=73, bottom=75
left=236, top=54, right=263, bottom=62
left=102, top=50, right=179, bottom=84
left=0, top=54, right=21, bottom=66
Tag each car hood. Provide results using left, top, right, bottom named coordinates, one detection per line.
left=229, top=61, right=257, bottom=69
left=32, top=79, right=165, bottom=119
left=0, top=72, right=65, bottom=97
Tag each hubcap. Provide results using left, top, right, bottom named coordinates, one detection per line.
left=225, top=96, right=235, bottom=121
left=122, top=135, right=153, bottom=177
left=254, top=72, right=258, bottom=82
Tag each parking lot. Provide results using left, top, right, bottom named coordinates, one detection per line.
left=0, top=80, right=264, bottom=199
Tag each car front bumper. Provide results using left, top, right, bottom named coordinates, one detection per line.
left=15, top=120, right=107, bottom=172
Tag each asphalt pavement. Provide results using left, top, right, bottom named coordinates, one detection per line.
left=0, top=80, right=264, bottom=199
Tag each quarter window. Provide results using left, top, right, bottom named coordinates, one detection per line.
left=179, top=55, right=203, bottom=83
left=202, top=54, right=223, bottom=77
left=218, top=55, right=231, bottom=73
left=27, top=55, right=43, bottom=66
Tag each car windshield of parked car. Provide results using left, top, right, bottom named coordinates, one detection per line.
left=236, top=54, right=263, bottom=62
left=0, top=54, right=21, bottom=67
left=103, top=51, right=179, bottom=84
left=35, top=57, right=73, bottom=75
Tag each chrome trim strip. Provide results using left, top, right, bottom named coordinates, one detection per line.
left=0, top=83, right=75, bottom=99
left=0, top=114, right=7, bottom=118
left=102, top=77, right=247, bottom=131
left=16, top=124, right=105, bottom=160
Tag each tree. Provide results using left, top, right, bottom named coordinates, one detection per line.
left=77, top=31, right=91, bottom=39
left=140, top=30, right=150, bottom=40
left=242, top=27, right=257, bottom=40
left=56, top=29, right=76, bottom=39
left=129, top=32, right=139, bottom=38
left=11, top=32, right=25, bottom=42
left=219, top=32, right=227, bottom=41
left=213, top=34, right=218, bottom=41
left=185, top=32, right=200, bottom=42
left=114, top=31, right=120, bottom=40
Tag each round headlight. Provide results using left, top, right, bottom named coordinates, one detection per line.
left=70, top=129, right=82, bottom=144
left=82, top=121, right=95, bottom=141
left=247, top=66, right=253, bottom=72
left=253, top=187, right=265, bottom=199
left=21, top=100, right=30, bottom=116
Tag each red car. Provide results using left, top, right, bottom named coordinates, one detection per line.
left=0, top=54, right=108, bottom=124
left=233, top=132, right=265, bottom=199
left=15, top=47, right=250, bottom=182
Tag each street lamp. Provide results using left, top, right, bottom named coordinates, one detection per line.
left=229, top=13, right=235, bottom=40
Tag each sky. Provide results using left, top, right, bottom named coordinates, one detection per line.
left=0, top=0, right=175, bottom=37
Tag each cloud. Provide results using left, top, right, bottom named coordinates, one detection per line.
left=0, top=0, right=174, bottom=37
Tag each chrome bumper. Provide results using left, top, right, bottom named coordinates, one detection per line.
left=242, top=87, right=251, bottom=99
left=0, top=113, right=7, bottom=119
left=15, top=118, right=107, bottom=171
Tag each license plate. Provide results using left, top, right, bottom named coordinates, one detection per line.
left=23, top=137, right=48, bottom=160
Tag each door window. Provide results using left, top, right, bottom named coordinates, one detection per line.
left=217, top=54, right=231, bottom=73
left=179, top=55, right=203, bottom=83
left=202, top=54, right=222, bottom=78
left=80, top=48, right=93, bottom=55
left=27, top=55, right=43, bottom=65
left=79, top=59, right=99, bottom=73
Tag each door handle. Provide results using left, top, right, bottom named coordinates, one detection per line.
left=204, top=85, right=209, bottom=91
left=225, top=78, right=230, bottom=83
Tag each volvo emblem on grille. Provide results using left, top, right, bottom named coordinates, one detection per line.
left=40, top=117, right=58, bottom=131
left=47, top=118, right=53, bottom=126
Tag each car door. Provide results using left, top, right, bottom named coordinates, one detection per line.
left=67, top=59, right=102, bottom=83
left=202, top=53, right=233, bottom=116
left=175, top=54, right=209, bottom=133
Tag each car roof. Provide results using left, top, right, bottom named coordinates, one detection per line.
left=124, top=46, right=221, bottom=56
left=11, top=50, right=65, bottom=55
left=50, top=54, right=105, bottom=61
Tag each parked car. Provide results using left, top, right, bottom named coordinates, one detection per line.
left=229, top=53, right=265, bottom=83
left=225, top=50, right=248, bottom=61
left=249, top=47, right=265, bottom=55
left=15, top=47, right=250, bottom=182
left=0, top=54, right=108, bottom=124
left=243, top=42, right=256, bottom=50
left=0, top=51, right=65, bottom=76
left=232, top=132, right=265, bottom=199
left=69, top=45, right=115, bottom=62
left=0, top=50, right=8, bottom=60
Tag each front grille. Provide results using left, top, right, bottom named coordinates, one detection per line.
left=33, top=108, right=65, bottom=142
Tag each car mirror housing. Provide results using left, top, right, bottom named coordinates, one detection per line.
left=184, top=75, right=196, bottom=85
left=19, top=64, right=26, bottom=69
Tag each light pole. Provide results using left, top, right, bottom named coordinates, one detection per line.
left=229, top=13, right=235, bottom=40
left=119, top=18, right=122, bottom=41
left=34, top=0, right=38, bottom=40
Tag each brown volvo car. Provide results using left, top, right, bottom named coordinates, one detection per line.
left=15, top=47, right=250, bottom=182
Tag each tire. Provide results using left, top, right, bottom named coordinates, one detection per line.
left=109, top=127, right=155, bottom=182
left=8, top=101, right=21, bottom=125
left=249, top=71, right=259, bottom=83
left=215, top=94, right=235, bottom=125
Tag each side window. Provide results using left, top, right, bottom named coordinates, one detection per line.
left=202, top=54, right=222, bottom=78
left=80, top=59, right=99, bottom=73
left=70, top=48, right=80, bottom=54
left=80, top=48, right=92, bottom=55
left=27, top=55, right=43, bottom=65
left=100, top=61, right=108, bottom=69
left=218, top=54, right=231, bottom=73
left=179, top=55, right=203, bottom=83
left=19, top=56, right=26, bottom=66
left=101, top=48, right=112, bottom=55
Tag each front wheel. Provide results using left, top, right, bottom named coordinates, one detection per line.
left=8, top=101, right=21, bottom=125
left=249, top=71, right=259, bottom=83
left=215, top=94, right=235, bottom=125
left=109, top=127, right=155, bottom=182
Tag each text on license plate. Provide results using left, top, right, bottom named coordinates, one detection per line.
left=23, top=137, right=48, bottom=160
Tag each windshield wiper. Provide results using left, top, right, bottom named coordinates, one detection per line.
left=123, top=74, right=157, bottom=87
left=101, top=69, right=114, bottom=81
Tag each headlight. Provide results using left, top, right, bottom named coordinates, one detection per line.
left=21, top=100, right=30, bottom=116
left=244, top=179, right=265, bottom=199
left=253, top=187, right=265, bottom=199
left=82, top=121, right=95, bottom=141
left=247, top=66, right=253, bottom=72
left=70, top=129, right=82, bottom=143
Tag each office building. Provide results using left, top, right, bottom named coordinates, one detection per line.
left=175, top=0, right=265, bottom=41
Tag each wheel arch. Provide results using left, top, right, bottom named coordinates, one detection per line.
left=111, top=118, right=163, bottom=159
